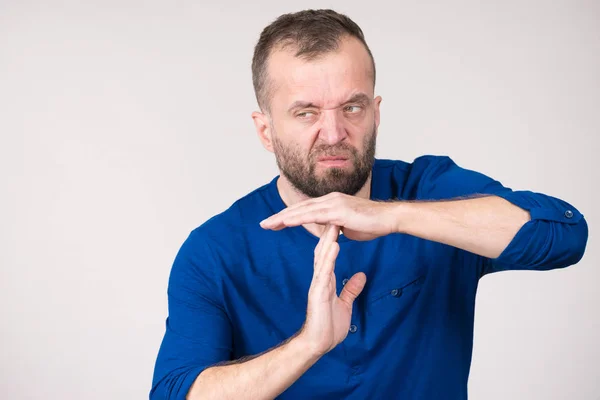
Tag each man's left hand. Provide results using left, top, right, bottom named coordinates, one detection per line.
left=260, top=192, right=399, bottom=241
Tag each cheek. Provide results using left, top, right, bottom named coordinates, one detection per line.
left=279, top=120, right=320, bottom=147
left=274, top=132, right=311, bottom=158
left=346, top=116, right=374, bottom=143
left=349, top=111, right=374, bottom=129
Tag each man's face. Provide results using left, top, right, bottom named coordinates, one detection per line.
left=264, top=36, right=381, bottom=198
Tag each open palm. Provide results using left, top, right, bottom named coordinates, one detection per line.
left=300, top=224, right=367, bottom=356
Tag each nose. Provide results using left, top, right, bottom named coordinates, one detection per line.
left=318, top=109, right=348, bottom=145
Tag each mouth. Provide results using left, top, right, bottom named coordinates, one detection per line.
left=318, top=156, right=348, bottom=161
left=316, top=156, right=350, bottom=167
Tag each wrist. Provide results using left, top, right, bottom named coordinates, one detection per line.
left=389, top=201, right=413, bottom=234
left=292, top=330, right=326, bottom=361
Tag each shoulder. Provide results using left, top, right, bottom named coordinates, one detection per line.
left=186, top=180, right=274, bottom=255
left=372, top=155, right=458, bottom=200
left=397, top=154, right=499, bottom=199
left=373, top=154, right=454, bottom=175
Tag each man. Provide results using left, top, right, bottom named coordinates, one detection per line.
left=150, top=9, right=588, bottom=400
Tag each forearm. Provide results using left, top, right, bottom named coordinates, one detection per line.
left=187, top=333, right=321, bottom=400
left=393, top=195, right=531, bottom=259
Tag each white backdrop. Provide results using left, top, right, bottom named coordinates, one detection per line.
left=1, top=1, right=598, bottom=399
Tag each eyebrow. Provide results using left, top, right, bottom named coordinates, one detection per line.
left=287, top=92, right=372, bottom=113
left=343, top=93, right=371, bottom=106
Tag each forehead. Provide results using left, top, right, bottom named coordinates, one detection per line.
left=267, top=37, right=374, bottom=110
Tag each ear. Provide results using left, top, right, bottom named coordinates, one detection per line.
left=252, top=111, right=274, bottom=153
left=373, top=95, right=382, bottom=132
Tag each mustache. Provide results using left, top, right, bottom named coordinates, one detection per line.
left=310, top=144, right=357, bottom=159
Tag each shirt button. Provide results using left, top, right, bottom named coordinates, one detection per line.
left=349, top=324, right=358, bottom=333
left=565, top=210, right=574, bottom=218
left=342, top=278, right=349, bottom=285
left=391, top=288, right=402, bottom=297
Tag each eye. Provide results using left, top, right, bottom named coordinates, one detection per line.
left=344, top=105, right=362, bottom=113
left=296, top=111, right=316, bottom=119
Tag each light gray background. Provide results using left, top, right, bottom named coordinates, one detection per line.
left=1, top=1, right=598, bottom=399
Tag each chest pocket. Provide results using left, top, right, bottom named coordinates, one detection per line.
left=365, top=273, right=425, bottom=329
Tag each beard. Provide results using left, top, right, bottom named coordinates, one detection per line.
left=272, top=125, right=377, bottom=198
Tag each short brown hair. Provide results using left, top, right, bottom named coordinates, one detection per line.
left=251, top=9, right=376, bottom=113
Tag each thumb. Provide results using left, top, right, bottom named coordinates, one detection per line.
left=339, top=272, right=367, bottom=307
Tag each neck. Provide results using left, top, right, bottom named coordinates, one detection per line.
left=276, top=173, right=372, bottom=237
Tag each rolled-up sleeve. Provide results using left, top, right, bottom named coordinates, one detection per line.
left=414, top=155, right=589, bottom=276
left=150, top=230, right=232, bottom=400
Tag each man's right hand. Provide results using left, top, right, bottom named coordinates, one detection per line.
left=298, top=224, right=367, bottom=357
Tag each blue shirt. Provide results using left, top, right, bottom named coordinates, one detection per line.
left=150, top=155, right=588, bottom=400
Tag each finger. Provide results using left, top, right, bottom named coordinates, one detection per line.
left=272, top=207, right=341, bottom=231
left=270, top=212, right=336, bottom=231
left=260, top=194, right=340, bottom=229
left=339, top=272, right=367, bottom=308
left=260, top=200, right=318, bottom=227
left=317, top=226, right=340, bottom=279
left=313, top=223, right=329, bottom=266
left=261, top=203, right=325, bottom=229
left=286, top=207, right=339, bottom=228
left=313, top=223, right=331, bottom=275
left=324, top=223, right=340, bottom=244
left=313, top=224, right=338, bottom=279
left=314, top=235, right=324, bottom=259
left=319, top=239, right=340, bottom=281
